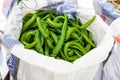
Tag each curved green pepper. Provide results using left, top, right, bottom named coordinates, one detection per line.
left=51, top=13, right=68, bottom=57
left=20, top=30, right=37, bottom=49
left=22, top=14, right=37, bottom=32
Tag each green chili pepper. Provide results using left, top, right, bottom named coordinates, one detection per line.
left=47, top=18, right=63, bottom=29
left=18, top=0, right=21, bottom=4
left=73, top=49, right=82, bottom=57
left=49, top=28, right=61, bottom=34
left=24, top=41, right=37, bottom=49
left=80, top=31, right=96, bottom=48
left=60, top=50, right=67, bottom=61
left=31, top=22, right=37, bottom=28
left=68, top=55, right=79, bottom=61
left=46, top=39, right=54, bottom=49
left=20, top=30, right=37, bottom=49
left=69, top=16, right=96, bottom=29
left=20, top=10, right=96, bottom=63
left=66, top=27, right=80, bottom=40
left=75, top=16, right=82, bottom=26
left=36, top=10, right=53, bottom=17
left=71, top=33, right=84, bottom=46
left=70, top=46, right=84, bottom=56
left=53, top=15, right=64, bottom=23
left=44, top=26, right=54, bottom=49
left=20, top=31, right=27, bottom=44
left=45, top=43, right=49, bottom=56
left=22, top=14, right=37, bottom=32
left=89, top=30, right=95, bottom=44
left=35, top=30, right=44, bottom=54
left=84, top=30, right=95, bottom=52
left=64, top=41, right=87, bottom=59
left=37, top=17, right=49, bottom=38
left=85, top=44, right=91, bottom=52
left=78, top=16, right=96, bottom=29
left=50, top=31, right=58, bottom=44
left=51, top=13, right=68, bottom=57
left=41, top=35, right=44, bottom=46
left=22, top=13, right=33, bottom=24
left=25, top=30, right=36, bottom=43
left=41, top=13, right=51, bottom=21
left=67, top=49, right=74, bottom=56
left=69, top=17, right=82, bottom=27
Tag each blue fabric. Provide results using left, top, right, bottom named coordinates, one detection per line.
left=44, top=0, right=79, bottom=19
left=7, top=54, right=17, bottom=80
left=57, top=2, right=79, bottom=19
left=3, top=35, right=20, bottom=79
left=3, top=35, right=20, bottom=49
left=101, top=2, right=120, bottom=19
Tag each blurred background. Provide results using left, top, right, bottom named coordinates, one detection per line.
left=0, top=0, right=6, bottom=31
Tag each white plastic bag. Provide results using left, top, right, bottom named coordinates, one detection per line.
left=93, top=0, right=120, bottom=25
left=0, top=32, right=9, bottom=80
left=102, top=18, right=120, bottom=80
left=3, top=0, right=114, bottom=80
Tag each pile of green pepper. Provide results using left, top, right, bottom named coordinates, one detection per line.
left=19, top=10, right=96, bottom=62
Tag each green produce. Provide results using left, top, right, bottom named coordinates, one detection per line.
left=19, top=10, right=96, bottom=63
left=18, top=0, right=21, bottom=4
left=51, top=13, right=68, bottom=57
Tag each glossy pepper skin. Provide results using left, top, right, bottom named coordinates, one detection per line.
left=69, top=16, right=96, bottom=29
left=51, top=13, right=68, bottom=57
left=22, top=14, right=37, bottom=33
left=19, top=10, right=96, bottom=63
left=20, top=30, right=37, bottom=49
left=34, top=30, right=44, bottom=54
